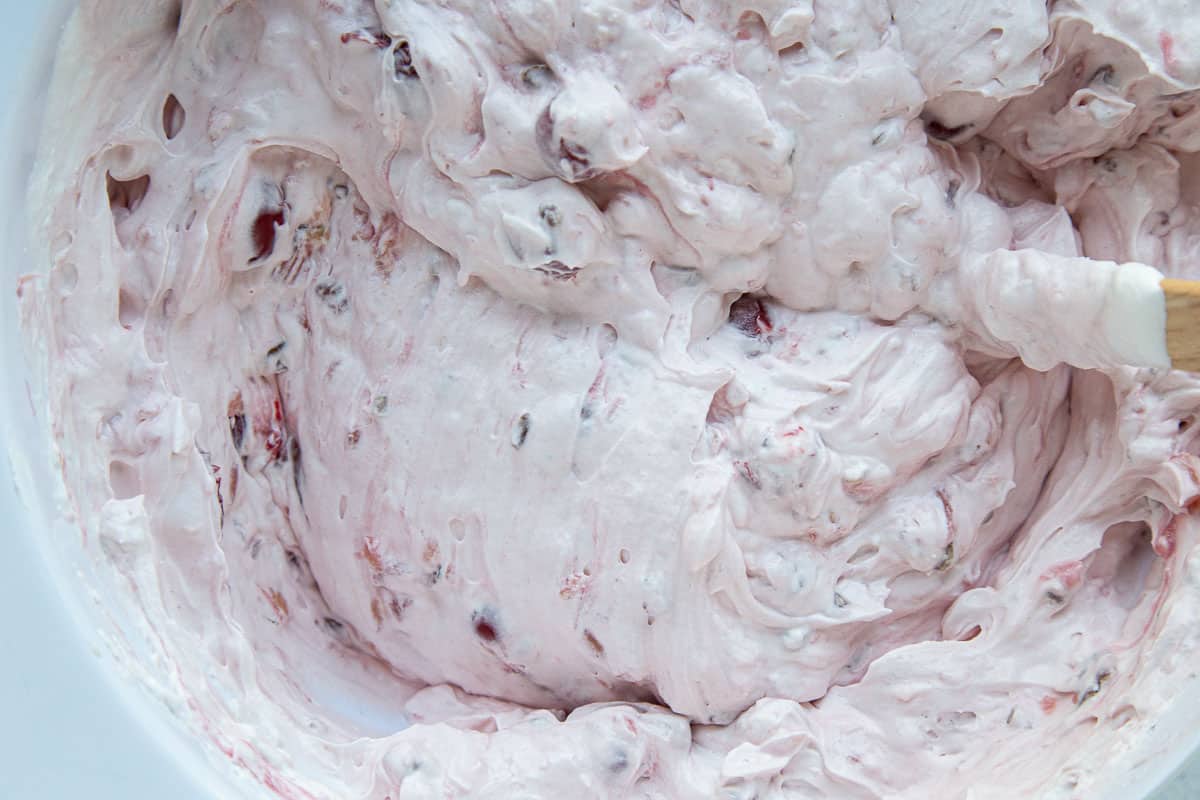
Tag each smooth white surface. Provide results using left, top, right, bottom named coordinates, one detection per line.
left=1107, top=262, right=1171, bottom=369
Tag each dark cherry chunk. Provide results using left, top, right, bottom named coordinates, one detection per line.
left=290, top=437, right=303, bottom=504
left=227, top=393, right=247, bottom=452
left=229, top=413, right=246, bottom=450
left=924, top=118, right=970, bottom=140
left=472, top=610, right=499, bottom=642
left=394, top=39, right=417, bottom=79
left=728, top=295, right=772, bottom=337
left=251, top=208, right=286, bottom=262
left=511, top=413, right=531, bottom=448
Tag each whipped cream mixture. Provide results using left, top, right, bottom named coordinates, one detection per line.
left=19, top=0, right=1200, bottom=797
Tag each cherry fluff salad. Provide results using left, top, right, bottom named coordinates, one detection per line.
left=17, top=0, right=1200, bottom=797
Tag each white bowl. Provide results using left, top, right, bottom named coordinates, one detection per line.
left=0, top=3, right=251, bottom=797
left=1, top=4, right=1198, bottom=798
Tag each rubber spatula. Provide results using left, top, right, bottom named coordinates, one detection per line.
left=1164, top=279, right=1200, bottom=371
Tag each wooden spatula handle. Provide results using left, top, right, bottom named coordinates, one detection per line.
left=1163, top=278, right=1200, bottom=372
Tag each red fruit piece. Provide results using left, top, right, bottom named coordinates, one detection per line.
left=251, top=209, right=286, bottom=262
left=728, top=295, right=772, bottom=337
left=472, top=610, right=499, bottom=642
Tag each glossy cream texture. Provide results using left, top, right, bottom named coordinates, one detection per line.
left=19, top=0, right=1200, bottom=797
